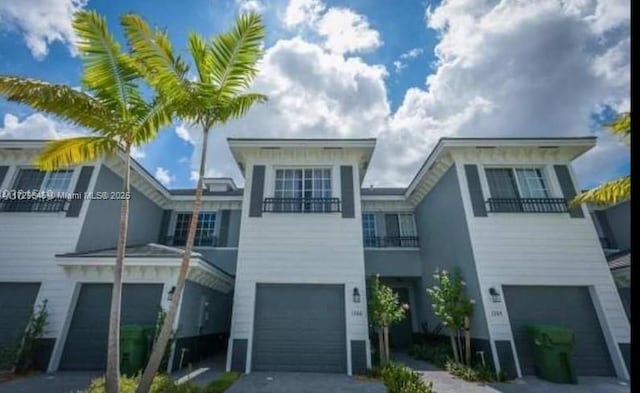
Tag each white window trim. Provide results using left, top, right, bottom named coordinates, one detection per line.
left=270, top=165, right=335, bottom=199
left=11, top=166, right=78, bottom=195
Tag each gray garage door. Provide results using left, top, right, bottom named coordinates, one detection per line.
left=0, top=283, right=41, bottom=360
left=252, top=284, right=346, bottom=373
left=503, top=285, right=615, bottom=376
left=60, top=283, right=163, bottom=370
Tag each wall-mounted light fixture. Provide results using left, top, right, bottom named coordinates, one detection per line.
left=489, top=287, right=501, bottom=303
left=353, top=287, right=361, bottom=303
left=167, top=286, right=176, bottom=302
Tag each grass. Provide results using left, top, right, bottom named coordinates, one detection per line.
left=204, top=371, right=241, bottom=393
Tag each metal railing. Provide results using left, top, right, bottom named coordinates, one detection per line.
left=364, top=236, right=420, bottom=248
left=486, top=198, right=568, bottom=213
left=0, top=198, right=68, bottom=213
left=262, top=197, right=341, bottom=213
left=164, top=234, right=218, bottom=247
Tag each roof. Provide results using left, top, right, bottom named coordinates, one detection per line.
left=360, top=187, right=406, bottom=196
left=57, top=243, right=235, bottom=278
left=607, top=250, right=630, bottom=270
left=168, top=188, right=244, bottom=196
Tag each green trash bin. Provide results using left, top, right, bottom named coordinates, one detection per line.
left=527, top=324, right=578, bottom=384
left=120, top=325, right=154, bottom=376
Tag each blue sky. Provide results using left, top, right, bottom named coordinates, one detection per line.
left=0, top=0, right=630, bottom=189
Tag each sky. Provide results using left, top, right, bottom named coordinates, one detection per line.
left=0, top=0, right=630, bottom=190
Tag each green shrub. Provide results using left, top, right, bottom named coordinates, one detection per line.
left=445, top=360, right=508, bottom=383
left=205, top=371, right=241, bottom=393
left=381, top=363, right=434, bottom=393
left=408, top=342, right=453, bottom=368
left=78, top=374, right=200, bottom=393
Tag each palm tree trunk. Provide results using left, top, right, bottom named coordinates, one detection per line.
left=136, top=128, right=210, bottom=393
left=106, top=146, right=132, bottom=393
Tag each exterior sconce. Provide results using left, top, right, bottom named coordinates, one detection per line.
left=489, top=287, right=501, bottom=303
left=353, top=287, right=361, bottom=303
left=167, top=286, right=176, bottom=302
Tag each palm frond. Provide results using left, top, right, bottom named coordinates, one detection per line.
left=35, top=136, right=119, bottom=171
left=216, top=93, right=267, bottom=124
left=188, top=32, right=213, bottom=84
left=73, top=10, right=138, bottom=115
left=570, top=176, right=630, bottom=207
left=129, top=95, right=175, bottom=146
left=121, top=13, right=189, bottom=101
left=606, top=112, right=630, bottom=146
left=0, top=76, right=113, bottom=132
left=209, top=12, right=265, bottom=98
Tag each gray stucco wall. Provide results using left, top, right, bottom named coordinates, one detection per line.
left=364, top=250, right=422, bottom=277
left=195, top=249, right=238, bottom=275
left=76, top=165, right=164, bottom=252
left=413, top=165, right=489, bottom=339
left=176, top=280, right=232, bottom=338
left=602, top=200, right=630, bottom=250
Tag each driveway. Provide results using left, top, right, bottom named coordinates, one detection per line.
left=0, top=371, right=99, bottom=393
left=396, top=353, right=630, bottom=393
left=226, top=372, right=385, bottom=393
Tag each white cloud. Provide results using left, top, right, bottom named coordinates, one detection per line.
left=154, top=167, right=176, bottom=187
left=316, top=7, right=381, bottom=55
left=0, top=0, right=87, bottom=59
left=0, top=113, right=84, bottom=139
left=130, top=146, right=146, bottom=160
left=283, top=0, right=325, bottom=28
left=175, top=123, right=196, bottom=143
left=235, top=0, right=264, bottom=13
left=393, top=47, right=424, bottom=73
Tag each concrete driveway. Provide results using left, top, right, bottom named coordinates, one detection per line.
left=226, top=372, right=386, bottom=393
left=0, top=371, right=99, bottom=393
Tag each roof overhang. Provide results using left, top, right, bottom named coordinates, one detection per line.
left=227, top=138, right=377, bottom=183
left=405, top=136, right=597, bottom=205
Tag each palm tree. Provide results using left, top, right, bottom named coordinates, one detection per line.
left=0, top=10, right=173, bottom=393
left=121, top=12, right=266, bottom=392
left=571, top=112, right=631, bottom=207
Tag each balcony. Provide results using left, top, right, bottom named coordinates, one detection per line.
left=0, top=197, right=68, bottom=213
left=163, top=234, right=218, bottom=247
left=486, top=198, right=568, bottom=213
left=262, top=197, right=341, bottom=213
left=364, top=236, right=420, bottom=248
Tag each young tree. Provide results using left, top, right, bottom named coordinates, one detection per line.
left=121, top=12, right=267, bottom=393
left=571, top=112, right=630, bottom=207
left=0, top=10, right=173, bottom=393
left=368, top=275, right=407, bottom=366
left=426, top=268, right=474, bottom=365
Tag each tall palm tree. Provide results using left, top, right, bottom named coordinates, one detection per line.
left=121, top=12, right=266, bottom=392
left=0, top=10, right=172, bottom=393
left=571, top=112, right=631, bottom=207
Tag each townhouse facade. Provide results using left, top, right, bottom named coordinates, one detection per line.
left=0, top=136, right=630, bottom=380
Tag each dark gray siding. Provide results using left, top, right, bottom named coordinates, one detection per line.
left=503, top=285, right=615, bottom=376
left=176, top=280, right=232, bottom=338
left=226, top=209, right=242, bottom=247
left=340, top=166, right=355, bottom=218
left=249, top=165, right=265, bottom=218
left=364, top=250, right=422, bottom=277
left=554, top=165, right=584, bottom=218
left=66, top=166, right=94, bottom=217
left=351, top=340, right=367, bottom=374
left=0, top=166, right=8, bottom=186
left=0, top=283, right=41, bottom=352
left=464, top=164, right=487, bottom=217
left=495, top=340, right=517, bottom=379
left=596, top=201, right=630, bottom=250
left=252, top=284, right=347, bottom=372
left=230, top=339, right=247, bottom=372
left=414, top=165, right=489, bottom=339
left=76, top=165, right=164, bottom=252
left=60, top=283, right=162, bottom=370
left=195, top=249, right=238, bottom=275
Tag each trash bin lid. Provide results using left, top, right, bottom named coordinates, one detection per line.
left=527, top=324, right=574, bottom=344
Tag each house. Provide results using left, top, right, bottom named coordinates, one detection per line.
left=588, top=200, right=631, bottom=319
left=0, top=136, right=629, bottom=381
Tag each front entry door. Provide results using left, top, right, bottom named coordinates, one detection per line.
left=389, top=288, right=413, bottom=349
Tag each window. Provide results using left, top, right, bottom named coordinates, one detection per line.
left=485, top=168, right=550, bottom=199
left=271, top=168, right=334, bottom=212
left=172, top=212, right=217, bottom=246
left=362, top=213, right=377, bottom=246
left=485, top=167, right=565, bottom=213
left=12, top=168, right=73, bottom=194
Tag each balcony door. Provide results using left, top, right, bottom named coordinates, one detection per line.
left=385, top=214, right=400, bottom=247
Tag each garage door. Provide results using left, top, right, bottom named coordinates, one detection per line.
left=503, top=286, right=615, bottom=376
left=0, top=282, right=41, bottom=365
left=60, top=283, right=163, bottom=370
left=252, top=284, right=346, bottom=372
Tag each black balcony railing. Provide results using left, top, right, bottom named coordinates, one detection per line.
left=164, top=234, right=218, bottom=247
left=364, top=236, right=420, bottom=248
left=486, top=198, right=568, bottom=213
left=263, top=197, right=341, bottom=213
left=0, top=198, right=68, bottom=213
